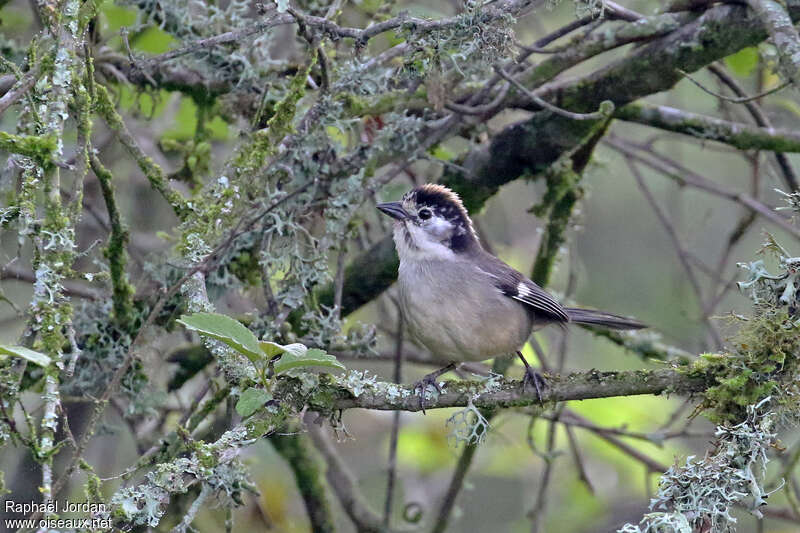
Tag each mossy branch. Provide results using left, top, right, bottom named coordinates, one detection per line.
left=586, top=328, right=696, bottom=362
left=94, top=84, right=190, bottom=220
left=0, top=131, right=57, bottom=167
left=529, top=115, right=610, bottom=285
left=90, top=154, right=135, bottom=328
left=615, top=102, right=800, bottom=152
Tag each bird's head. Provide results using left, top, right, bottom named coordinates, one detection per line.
left=377, top=184, right=479, bottom=260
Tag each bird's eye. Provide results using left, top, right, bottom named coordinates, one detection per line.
left=418, top=208, right=432, bottom=220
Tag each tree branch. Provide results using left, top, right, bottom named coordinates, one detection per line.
left=311, top=368, right=712, bottom=413
left=614, top=102, right=800, bottom=153
left=90, top=154, right=135, bottom=327
left=746, top=0, right=800, bottom=86
left=94, top=84, right=190, bottom=220
left=307, top=423, right=390, bottom=533
left=271, top=432, right=336, bottom=533
left=706, top=63, right=799, bottom=191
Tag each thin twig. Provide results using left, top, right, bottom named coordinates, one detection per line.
left=605, top=136, right=800, bottom=240
left=307, top=423, right=389, bottom=532
left=494, top=66, right=610, bottom=120
left=383, top=307, right=404, bottom=527
left=528, top=404, right=563, bottom=533
left=624, top=155, right=724, bottom=349
left=677, top=68, right=790, bottom=103
left=431, top=439, right=481, bottom=533
left=333, top=247, right=346, bottom=321
left=564, top=424, right=594, bottom=493
left=707, top=63, right=798, bottom=191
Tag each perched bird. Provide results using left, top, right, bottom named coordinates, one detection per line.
left=377, top=183, right=645, bottom=408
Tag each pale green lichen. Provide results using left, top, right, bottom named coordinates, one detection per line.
left=619, top=399, right=780, bottom=532
left=447, top=399, right=490, bottom=446
left=337, top=369, right=378, bottom=398
left=107, top=424, right=260, bottom=528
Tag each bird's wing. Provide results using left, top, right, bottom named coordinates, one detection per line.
left=475, top=252, right=570, bottom=323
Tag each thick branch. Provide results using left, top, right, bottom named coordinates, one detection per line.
left=523, top=3, right=800, bottom=113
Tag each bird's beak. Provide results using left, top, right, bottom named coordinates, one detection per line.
left=376, top=201, right=410, bottom=220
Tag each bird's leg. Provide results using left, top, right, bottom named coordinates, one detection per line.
left=413, top=362, right=458, bottom=414
left=517, top=351, right=546, bottom=404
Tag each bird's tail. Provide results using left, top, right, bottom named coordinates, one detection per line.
left=565, top=308, right=646, bottom=330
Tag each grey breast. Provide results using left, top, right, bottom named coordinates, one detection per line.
left=398, top=257, right=534, bottom=362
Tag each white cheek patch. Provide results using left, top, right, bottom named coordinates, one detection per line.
left=394, top=221, right=456, bottom=261
left=426, top=217, right=455, bottom=239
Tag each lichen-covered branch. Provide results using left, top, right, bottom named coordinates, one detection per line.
left=615, top=102, right=800, bottom=153
left=620, top=400, right=778, bottom=532
left=297, top=368, right=713, bottom=413
left=105, top=410, right=287, bottom=530
left=746, top=0, right=800, bottom=86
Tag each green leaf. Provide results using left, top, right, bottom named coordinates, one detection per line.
left=259, top=341, right=308, bottom=358
left=0, top=345, right=51, bottom=367
left=177, top=313, right=263, bottom=363
left=273, top=347, right=345, bottom=375
left=235, top=387, right=272, bottom=417
left=725, top=47, right=759, bottom=77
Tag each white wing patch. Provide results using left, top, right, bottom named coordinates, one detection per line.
left=510, top=281, right=570, bottom=322
left=516, top=282, right=533, bottom=298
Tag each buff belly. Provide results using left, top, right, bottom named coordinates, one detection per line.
left=398, top=258, right=533, bottom=363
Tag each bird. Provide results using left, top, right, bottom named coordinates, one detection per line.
left=376, top=183, right=645, bottom=410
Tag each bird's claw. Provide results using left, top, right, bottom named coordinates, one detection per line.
left=413, top=374, right=443, bottom=414
left=522, top=367, right=547, bottom=405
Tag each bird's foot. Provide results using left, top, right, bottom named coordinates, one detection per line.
left=413, top=363, right=457, bottom=414
left=517, top=351, right=547, bottom=405
left=522, top=366, right=547, bottom=405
